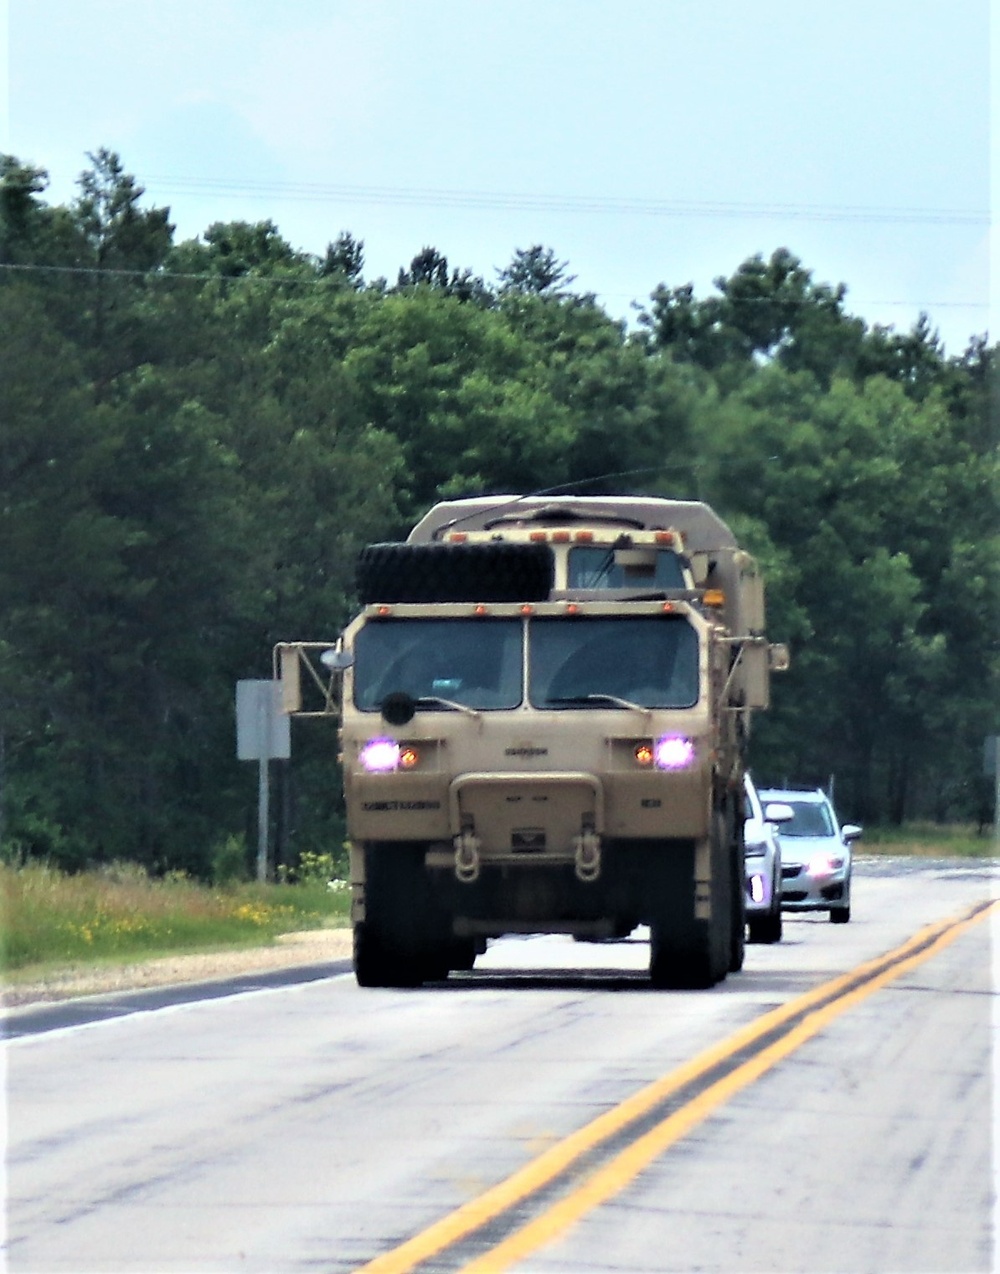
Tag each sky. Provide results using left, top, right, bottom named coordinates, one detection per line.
left=3, top=0, right=994, bottom=356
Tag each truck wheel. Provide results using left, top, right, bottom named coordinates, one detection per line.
left=356, top=541, right=554, bottom=604
left=729, top=842, right=746, bottom=972
left=353, top=922, right=423, bottom=988
left=650, top=926, right=715, bottom=989
left=446, top=939, right=478, bottom=972
left=649, top=833, right=730, bottom=989
left=353, top=843, right=442, bottom=988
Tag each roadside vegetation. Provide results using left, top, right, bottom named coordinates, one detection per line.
left=2, top=149, right=997, bottom=879
left=0, top=855, right=350, bottom=978
left=857, top=824, right=997, bottom=859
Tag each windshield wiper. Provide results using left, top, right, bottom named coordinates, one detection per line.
left=546, top=693, right=650, bottom=715
left=381, top=690, right=481, bottom=724
left=414, top=695, right=481, bottom=718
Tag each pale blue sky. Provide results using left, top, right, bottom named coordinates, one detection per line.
left=4, top=0, right=994, bottom=354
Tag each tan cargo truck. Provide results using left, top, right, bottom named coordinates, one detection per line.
left=275, top=495, right=788, bottom=989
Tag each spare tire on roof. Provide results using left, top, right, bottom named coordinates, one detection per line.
left=356, top=541, right=554, bottom=604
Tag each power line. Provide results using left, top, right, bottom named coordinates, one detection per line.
left=139, top=176, right=988, bottom=227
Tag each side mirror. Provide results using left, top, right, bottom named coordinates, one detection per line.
left=321, top=648, right=354, bottom=671
left=842, top=824, right=862, bottom=842
left=764, top=802, right=794, bottom=825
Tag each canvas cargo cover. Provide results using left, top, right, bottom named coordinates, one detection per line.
left=407, top=495, right=738, bottom=554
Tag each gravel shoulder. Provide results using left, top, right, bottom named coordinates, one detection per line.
left=1, top=927, right=354, bottom=1008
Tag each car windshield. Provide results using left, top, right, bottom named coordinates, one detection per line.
left=353, top=618, right=523, bottom=710
left=567, top=546, right=686, bottom=591
left=782, top=801, right=836, bottom=837
left=528, top=615, right=698, bottom=709
left=743, top=780, right=762, bottom=822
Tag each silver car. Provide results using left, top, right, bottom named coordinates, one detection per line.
left=759, top=787, right=862, bottom=923
left=743, top=774, right=793, bottom=943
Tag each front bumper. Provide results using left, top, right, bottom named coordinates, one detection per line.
left=780, top=863, right=850, bottom=909
left=744, top=863, right=779, bottom=913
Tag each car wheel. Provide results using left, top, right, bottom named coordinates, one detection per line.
left=829, top=905, right=851, bottom=924
left=748, top=909, right=782, bottom=944
left=747, top=869, right=782, bottom=944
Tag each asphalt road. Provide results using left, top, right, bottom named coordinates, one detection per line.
left=4, top=856, right=997, bottom=1274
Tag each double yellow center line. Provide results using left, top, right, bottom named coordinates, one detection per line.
left=357, top=899, right=997, bottom=1274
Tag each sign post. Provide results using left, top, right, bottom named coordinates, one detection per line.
left=985, top=735, right=1000, bottom=845
left=237, top=680, right=291, bottom=880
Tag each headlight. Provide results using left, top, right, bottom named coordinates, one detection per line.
left=744, top=839, right=767, bottom=858
left=807, top=854, right=843, bottom=877
left=653, top=735, right=696, bottom=771
left=359, top=738, right=401, bottom=773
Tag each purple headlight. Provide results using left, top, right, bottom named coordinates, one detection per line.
left=359, top=738, right=401, bottom=773
left=653, top=734, right=696, bottom=771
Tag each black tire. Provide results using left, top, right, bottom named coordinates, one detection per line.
left=650, top=923, right=716, bottom=989
left=729, top=848, right=746, bottom=972
left=748, top=870, right=783, bottom=944
left=353, top=843, right=447, bottom=988
left=356, top=541, right=554, bottom=605
left=446, top=939, right=478, bottom=972
left=829, top=904, right=851, bottom=924
left=748, top=908, right=783, bottom=944
left=353, top=921, right=422, bottom=988
left=649, top=834, right=729, bottom=990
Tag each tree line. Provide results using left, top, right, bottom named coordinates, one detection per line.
left=1, top=149, right=996, bottom=876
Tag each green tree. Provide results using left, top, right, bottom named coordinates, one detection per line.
left=696, top=365, right=998, bottom=822
left=171, top=218, right=313, bottom=279
left=0, top=155, right=49, bottom=263
left=320, top=231, right=365, bottom=285
left=498, top=245, right=577, bottom=297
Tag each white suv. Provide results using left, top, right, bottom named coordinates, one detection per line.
left=758, top=787, right=861, bottom=924
left=743, top=775, right=792, bottom=943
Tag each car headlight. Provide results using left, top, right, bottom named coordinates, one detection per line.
left=807, top=854, right=843, bottom=876
left=744, top=839, right=768, bottom=858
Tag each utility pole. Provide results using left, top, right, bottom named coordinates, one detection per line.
left=985, top=736, right=1000, bottom=846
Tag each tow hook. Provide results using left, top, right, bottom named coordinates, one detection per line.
left=574, top=827, right=601, bottom=882
left=454, top=828, right=481, bottom=883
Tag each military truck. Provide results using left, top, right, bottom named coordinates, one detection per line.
left=275, top=495, right=788, bottom=989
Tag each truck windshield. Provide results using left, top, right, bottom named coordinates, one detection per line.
left=353, top=618, right=523, bottom=711
left=567, top=546, right=685, bottom=590
left=528, top=615, right=698, bottom=709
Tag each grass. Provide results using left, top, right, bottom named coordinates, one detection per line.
left=0, top=860, right=351, bottom=979
left=856, top=823, right=998, bottom=859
